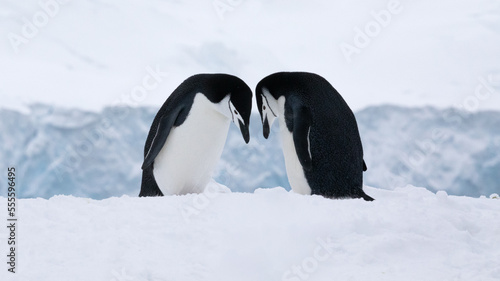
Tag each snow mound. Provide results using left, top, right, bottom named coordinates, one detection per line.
left=1, top=185, right=499, bottom=281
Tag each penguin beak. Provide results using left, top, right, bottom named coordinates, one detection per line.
left=263, top=116, right=270, bottom=139
left=238, top=120, right=250, bottom=144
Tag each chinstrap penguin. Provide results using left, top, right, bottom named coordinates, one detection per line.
left=255, top=72, right=373, bottom=201
left=140, top=73, right=252, bottom=197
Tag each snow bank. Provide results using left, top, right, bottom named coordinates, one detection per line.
left=1, top=184, right=499, bottom=281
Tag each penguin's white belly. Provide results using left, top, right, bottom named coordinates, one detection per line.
left=278, top=118, right=312, bottom=195
left=153, top=94, right=230, bottom=195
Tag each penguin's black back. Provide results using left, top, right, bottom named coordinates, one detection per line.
left=258, top=72, right=368, bottom=199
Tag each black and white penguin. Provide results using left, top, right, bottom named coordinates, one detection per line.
left=139, top=74, right=252, bottom=197
left=255, top=72, right=373, bottom=201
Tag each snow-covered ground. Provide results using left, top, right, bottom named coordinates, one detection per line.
left=1, top=184, right=499, bottom=281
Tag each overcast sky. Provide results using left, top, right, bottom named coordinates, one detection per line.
left=1, top=0, right=499, bottom=112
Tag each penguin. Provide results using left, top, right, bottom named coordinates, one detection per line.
left=255, top=72, right=373, bottom=201
left=139, top=74, right=252, bottom=197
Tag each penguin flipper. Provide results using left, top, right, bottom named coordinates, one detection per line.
left=292, top=106, right=313, bottom=171
left=363, top=160, right=367, bottom=171
left=142, top=110, right=180, bottom=170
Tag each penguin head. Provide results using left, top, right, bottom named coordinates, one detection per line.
left=227, top=92, right=251, bottom=144
left=257, top=87, right=279, bottom=139
left=256, top=85, right=279, bottom=139
left=206, top=74, right=252, bottom=143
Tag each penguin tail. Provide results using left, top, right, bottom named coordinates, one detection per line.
left=139, top=187, right=164, bottom=197
left=139, top=167, right=165, bottom=197
left=360, top=191, right=374, bottom=201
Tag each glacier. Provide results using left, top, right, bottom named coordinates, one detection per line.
left=1, top=104, right=499, bottom=199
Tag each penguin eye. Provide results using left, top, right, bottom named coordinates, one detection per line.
left=263, top=105, right=266, bottom=110
left=234, top=110, right=238, bottom=115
